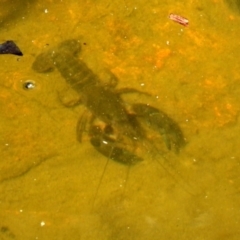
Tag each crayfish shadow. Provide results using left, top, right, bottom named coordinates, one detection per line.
left=88, top=147, right=198, bottom=240
left=90, top=141, right=196, bottom=211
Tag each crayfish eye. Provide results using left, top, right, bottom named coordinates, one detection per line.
left=104, top=125, right=114, bottom=134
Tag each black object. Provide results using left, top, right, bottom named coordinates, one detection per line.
left=0, top=40, right=23, bottom=56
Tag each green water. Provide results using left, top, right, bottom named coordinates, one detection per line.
left=1, top=0, right=240, bottom=239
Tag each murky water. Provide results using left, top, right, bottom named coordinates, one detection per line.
left=1, top=0, right=240, bottom=239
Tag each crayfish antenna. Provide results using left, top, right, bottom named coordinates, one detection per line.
left=91, top=157, right=110, bottom=211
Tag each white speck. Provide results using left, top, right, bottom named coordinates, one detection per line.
left=140, top=83, right=145, bottom=86
left=166, top=41, right=169, bottom=45
left=5, top=143, right=9, bottom=146
left=155, top=95, right=159, bottom=99
left=185, top=119, right=189, bottom=122
left=44, top=9, right=48, bottom=13
left=40, top=221, right=45, bottom=227
left=102, top=140, right=108, bottom=145
left=19, top=209, right=23, bottom=213
left=24, top=81, right=35, bottom=89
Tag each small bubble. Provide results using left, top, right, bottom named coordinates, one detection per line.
left=40, top=221, right=45, bottom=227
left=23, top=81, right=36, bottom=90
